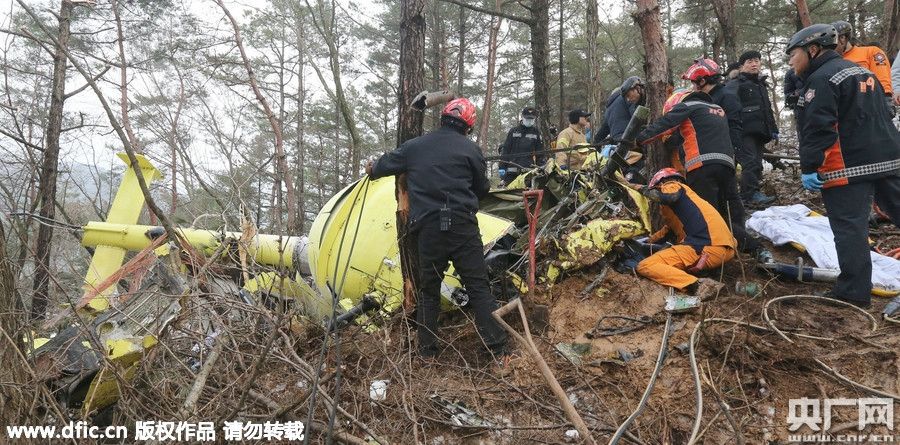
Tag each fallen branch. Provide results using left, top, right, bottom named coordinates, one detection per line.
left=493, top=299, right=597, bottom=445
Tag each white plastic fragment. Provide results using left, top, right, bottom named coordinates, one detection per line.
left=369, top=380, right=389, bottom=401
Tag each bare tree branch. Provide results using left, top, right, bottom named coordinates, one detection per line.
left=436, top=0, right=532, bottom=24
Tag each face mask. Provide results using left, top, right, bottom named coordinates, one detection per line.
left=522, top=118, right=535, bottom=127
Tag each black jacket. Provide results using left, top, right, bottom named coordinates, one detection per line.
left=708, top=83, right=743, bottom=150
left=637, top=92, right=735, bottom=172
left=499, top=123, right=543, bottom=170
left=732, top=72, right=779, bottom=140
left=796, top=50, right=900, bottom=188
left=594, top=91, right=637, bottom=142
left=370, top=125, right=490, bottom=226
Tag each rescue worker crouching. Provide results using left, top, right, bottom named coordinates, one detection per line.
left=679, top=58, right=765, bottom=257
left=498, top=107, right=543, bottom=185
left=630, top=168, right=736, bottom=296
left=787, top=24, right=900, bottom=308
left=634, top=74, right=759, bottom=258
left=365, top=98, right=509, bottom=360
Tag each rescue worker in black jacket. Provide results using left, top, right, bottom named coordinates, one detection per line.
left=680, top=58, right=763, bottom=256
left=595, top=76, right=644, bottom=143
left=498, top=107, right=543, bottom=184
left=787, top=24, right=900, bottom=308
left=733, top=50, right=780, bottom=206
left=596, top=76, right=646, bottom=180
left=365, top=98, right=508, bottom=359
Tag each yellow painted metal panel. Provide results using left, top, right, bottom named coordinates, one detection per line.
left=307, top=177, right=514, bottom=315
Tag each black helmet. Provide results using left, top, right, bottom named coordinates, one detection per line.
left=831, top=20, right=852, bottom=36
left=620, top=76, right=644, bottom=92
left=785, top=24, right=837, bottom=54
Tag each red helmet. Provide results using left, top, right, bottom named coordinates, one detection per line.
left=663, top=88, right=692, bottom=114
left=682, top=58, right=720, bottom=81
left=648, top=167, right=685, bottom=188
left=441, top=98, right=477, bottom=128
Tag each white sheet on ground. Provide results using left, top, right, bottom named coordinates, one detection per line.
left=747, top=204, right=900, bottom=291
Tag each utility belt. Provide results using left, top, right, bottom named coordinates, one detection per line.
left=820, top=159, right=900, bottom=184
left=684, top=152, right=735, bottom=171
left=411, top=208, right=478, bottom=233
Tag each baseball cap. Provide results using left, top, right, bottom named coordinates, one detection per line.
left=568, top=109, right=592, bottom=124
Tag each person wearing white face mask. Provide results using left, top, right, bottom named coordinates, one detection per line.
left=498, top=107, right=544, bottom=184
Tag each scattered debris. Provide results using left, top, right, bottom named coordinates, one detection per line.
left=430, top=395, right=495, bottom=428
left=665, top=295, right=700, bottom=313
left=554, top=342, right=592, bottom=366
left=369, top=380, right=389, bottom=401
left=586, top=315, right=653, bottom=338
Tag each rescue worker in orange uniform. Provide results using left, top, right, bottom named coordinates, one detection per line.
left=832, top=21, right=894, bottom=103
left=631, top=168, right=737, bottom=294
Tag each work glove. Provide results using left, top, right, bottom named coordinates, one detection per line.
left=498, top=168, right=507, bottom=178
left=801, top=172, right=824, bottom=191
left=600, top=144, right=616, bottom=158
left=559, top=165, right=569, bottom=171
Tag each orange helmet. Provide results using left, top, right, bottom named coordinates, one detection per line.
left=682, top=58, right=720, bottom=81
left=441, top=98, right=477, bottom=128
left=648, top=167, right=685, bottom=188
left=663, top=88, right=692, bottom=114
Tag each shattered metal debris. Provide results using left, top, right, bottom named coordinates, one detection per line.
left=430, top=395, right=496, bottom=428
left=554, top=342, right=592, bottom=366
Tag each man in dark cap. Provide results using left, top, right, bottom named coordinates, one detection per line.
left=732, top=50, right=779, bottom=207
left=555, top=109, right=592, bottom=170
left=498, top=106, right=544, bottom=184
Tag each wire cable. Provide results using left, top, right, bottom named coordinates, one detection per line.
left=608, top=313, right=673, bottom=445
left=687, top=296, right=899, bottom=444
left=762, top=295, right=897, bottom=400
left=303, top=177, right=372, bottom=445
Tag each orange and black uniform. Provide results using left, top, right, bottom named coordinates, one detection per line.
left=843, top=45, right=893, bottom=96
left=636, top=181, right=736, bottom=290
left=796, top=49, right=900, bottom=305
left=637, top=93, right=756, bottom=251
left=637, top=93, right=735, bottom=173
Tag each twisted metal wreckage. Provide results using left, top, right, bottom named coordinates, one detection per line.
left=30, top=115, right=659, bottom=416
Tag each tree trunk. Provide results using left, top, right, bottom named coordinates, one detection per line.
left=398, top=0, right=426, bottom=143
left=295, top=11, right=307, bottom=231
left=111, top=0, right=140, bottom=155
left=457, top=5, right=465, bottom=96
left=530, top=0, right=552, bottom=143
left=31, top=0, right=74, bottom=321
left=217, top=0, right=297, bottom=231
left=796, top=0, right=813, bottom=28
left=558, top=0, right=565, bottom=130
left=477, top=1, right=503, bottom=150
left=710, top=0, right=737, bottom=63
left=857, top=1, right=869, bottom=43
left=396, top=0, right=426, bottom=313
left=881, top=0, right=900, bottom=56
left=632, top=0, right=670, bottom=174
left=586, top=0, right=602, bottom=119
left=429, top=0, right=442, bottom=129
left=304, top=0, right=363, bottom=181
